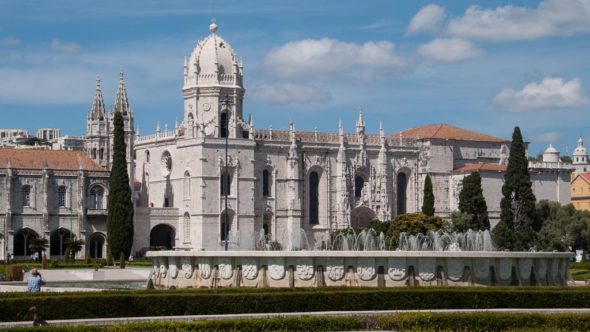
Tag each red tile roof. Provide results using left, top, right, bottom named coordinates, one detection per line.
left=574, top=173, right=590, bottom=185
left=0, top=149, right=106, bottom=172
left=393, top=124, right=508, bottom=143
left=454, top=162, right=507, bottom=173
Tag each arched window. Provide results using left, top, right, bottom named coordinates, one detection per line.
left=220, top=112, right=228, bottom=138
left=50, top=228, right=71, bottom=257
left=57, top=185, right=67, bottom=207
left=355, top=175, right=364, bottom=198
left=183, top=171, right=191, bottom=200
left=220, top=210, right=233, bottom=242
left=92, top=148, right=97, bottom=159
left=263, top=212, right=272, bottom=236
left=89, top=186, right=104, bottom=209
left=220, top=171, right=231, bottom=196
left=397, top=173, right=408, bottom=215
left=13, top=228, right=38, bottom=256
left=183, top=212, right=191, bottom=243
left=88, top=233, right=105, bottom=259
left=22, top=185, right=31, bottom=207
left=309, top=171, right=320, bottom=225
left=263, top=169, right=271, bottom=197
left=99, top=148, right=104, bottom=160
left=150, top=224, right=175, bottom=250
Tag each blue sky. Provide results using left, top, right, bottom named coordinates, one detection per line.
left=1, top=0, right=589, bottom=156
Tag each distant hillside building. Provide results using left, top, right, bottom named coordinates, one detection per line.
left=571, top=173, right=590, bottom=211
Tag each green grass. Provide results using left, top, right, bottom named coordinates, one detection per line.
left=570, top=268, right=590, bottom=281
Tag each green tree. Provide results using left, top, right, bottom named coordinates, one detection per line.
left=421, top=174, right=435, bottom=216
left=64, top=238, right=85, bottom=263
left=458, top=172, right=490, bottom=231
left=560, top=156, right=572, bottom=163
left=450, top=211, right=474, bottom=233
left=386, top=213, right=444, bottom=249
left=494, top=126, right=536, bottom=250
left=107, top=111, right=134, bottom=263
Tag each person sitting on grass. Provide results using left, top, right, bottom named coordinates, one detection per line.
left=27, top=268, right=46, bottom=292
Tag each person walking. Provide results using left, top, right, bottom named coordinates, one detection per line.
left=27, top=269, right=46, bottom=292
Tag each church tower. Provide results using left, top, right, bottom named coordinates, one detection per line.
left=85, top=76, right=110, bottom=168
left=109, top=70, right=135, bottom=179
left=182, top=21, right=245, bottom=139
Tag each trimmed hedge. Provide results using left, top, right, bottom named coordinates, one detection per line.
left=2, top=287, right=590, bottom=322
left=7, top=313, right=590, bottom=331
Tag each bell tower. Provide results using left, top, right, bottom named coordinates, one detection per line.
left=182, top=21, right=245, bottom=139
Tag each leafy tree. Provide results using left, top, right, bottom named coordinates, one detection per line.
left=450, top=211, right=474, bottom=233
left=560, top=156, right=572, bottom=163
left=458, top=172, right=490, bottom=231
left=386, top=213, right=444, bottom=249
left=28, top=238, right=48, bottom=254
left=494, top=127, right=536, bottom=250
left=107, top=111, right=134, bottom=263
left=421, top=174, right=435, bottom=216
left=534, top=200, right=590, bottom=256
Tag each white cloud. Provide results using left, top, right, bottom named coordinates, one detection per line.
left=406, top=4, right=447, bottom=35
left=261, top=38, right=404, bottom=81
left=530, top=132, right=561, bottom=143
left=251, top=83, right=332, bottom=105
left=0, top=37, right=22, bottom=46
left=417, top=38, right=483, bottom=62
left=51, top=39, right=80, bottom=53
left=493, top=77, right=590, bottom=112
left=446, top=0, right=590, bottom=41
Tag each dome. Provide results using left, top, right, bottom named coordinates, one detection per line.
left=185, top=22, right=242, bottom=84
left=544, top=144, right=558, bottom=154
left=574, top=136, right=587, bottom=156
left=542, top=144, right=559, bottom=163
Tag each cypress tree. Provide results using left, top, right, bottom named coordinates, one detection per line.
left=422, top=174, right=435, bottom=216
left=107, top=111, right=134, bottom=262
left=458, top=172, right=490, bottom=230
left=493, top=126, right=536, bottom=250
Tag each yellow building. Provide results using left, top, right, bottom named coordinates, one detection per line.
left=571, top=173, right=590, bottom=211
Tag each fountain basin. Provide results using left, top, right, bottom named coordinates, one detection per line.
left=146, top=251, right=573, bottom=288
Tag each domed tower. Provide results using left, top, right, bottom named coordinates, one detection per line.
left=183, top=21, right=245, bottom=139
left=542, top=144, right=560, bottom=163
left=573, top=136, right=588, bottom=165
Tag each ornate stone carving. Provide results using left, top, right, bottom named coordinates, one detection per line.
left=269, top=258, right=285, bottom=280
left=327, top=265, right=344, bottom=281
left=219, top=263, right=233, bottom=280
left=243, top=264, right=258, bottom=280
left=356, top=257, right=375, bottom=281
left=296, top=264, right=314, bottom=280
left=199, top=263, right=211, bottom=279
left=387, top=257, right=408, bottom=281
left=182, top=257, right=193, bottom=279
left=159, top=264, right=167, bottom=278
left=446, top=258, right=464, bottom=282
left=418, top=257, right=436, bottom=281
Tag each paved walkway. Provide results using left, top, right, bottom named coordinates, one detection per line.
left=1, top=308, right=590, bottom=328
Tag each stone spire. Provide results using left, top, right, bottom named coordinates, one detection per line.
left=113, top=69, right=130, bottom=114
left=356, top=108, right=365, bottom=136
left=90, top=76, right=106, bottom=120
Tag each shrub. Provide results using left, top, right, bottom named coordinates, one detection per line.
left=386, top=213, right=444, bottom=249
left=5, top=265, right=24, bottom=281
left=1, top=287, right=590, bottom=322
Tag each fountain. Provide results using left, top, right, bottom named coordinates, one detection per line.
left=147, top=228, right=573, bottom=288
